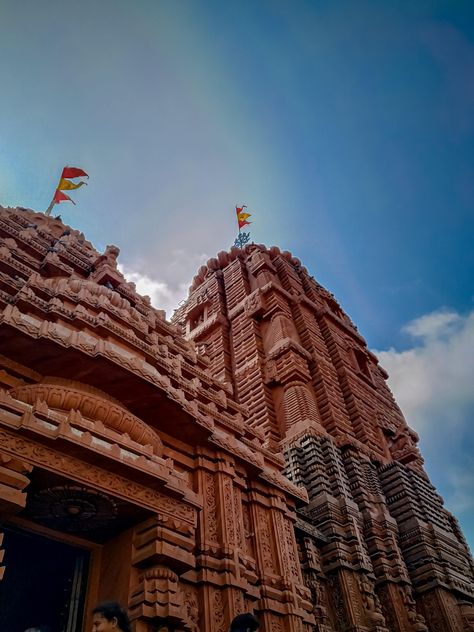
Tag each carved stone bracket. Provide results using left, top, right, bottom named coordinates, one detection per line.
left=129, top=566, right=198, bottom=632
left=0, top=450, right=31, bottom=519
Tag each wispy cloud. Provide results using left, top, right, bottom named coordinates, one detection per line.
left=118, top=248, right=209, bottom=319
left=118, top=265, right=187, bottom=318
left=402, top=309, right=463, bottom=340
left=375, top=309, right=474, bottom=431
left=373, top=309, right=474, bottom=546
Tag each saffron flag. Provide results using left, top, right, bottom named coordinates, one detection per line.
left=53, top=189, right=76, bottom=205
left=58, top=178, right=86, bottom=191
left=45, top=165, right=88, bottom=215
left=61, top=166, right=88, bottom=179
left=236, top=205, right=252, bottom=229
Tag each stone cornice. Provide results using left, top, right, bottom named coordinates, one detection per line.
left=0, top=426, right=199, bottom=523
left=0, top=388, right=201, bottom=508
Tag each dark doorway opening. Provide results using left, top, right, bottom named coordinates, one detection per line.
left=0, top=525, right=89, bottom=632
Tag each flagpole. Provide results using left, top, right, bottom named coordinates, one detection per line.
left=45, top=169, right=63, bottom=216
left=45, top=197, right=56, bottom=216
left=237, top=203, right=241, bottom=238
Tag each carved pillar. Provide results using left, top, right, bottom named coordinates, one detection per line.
left=194, top=450, right=251, bottom=632
left=325, top=567, right=390, bottom=632
left=326, top=571, right=354, bottom=630
left=131, top=566, right=179, bottom=621
left=129, top=506, right=197, bottom=631
left=357, top=573, right=388, bottom=631
left=459, top=600, right=474, bottom=631
left=214, top=458, right=249, bottom=622
left=130, top=566, right=197, bottom=632
left=215, top=458, right=238, bottom=563
left=376, top=583, right=428, bottom=632
left=297, top=534, right=334, bottom=632
left=196, top=446, right=312, bottom=628
left=247, top=485, right=314, bottom=631
left=419, top=588, right=466, bottom=632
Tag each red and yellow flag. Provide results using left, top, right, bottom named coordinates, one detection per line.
left=45, top=166, right=88, bottom=215
left=236, top=205, right=252, bottom=229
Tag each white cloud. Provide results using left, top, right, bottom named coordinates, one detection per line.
left=375, top=309, right=474, bottom=432
left=118, top=265, right=187, bottom=318
left=373, top=309, right=474, bottom=526
left=402, top=309, right=463, bottom=339
left=117, top=249, right=209, bottom=319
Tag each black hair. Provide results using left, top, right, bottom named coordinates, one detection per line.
left=92, top=602, right=131, bottom=632
left=230, top=613, right=259, bottom=631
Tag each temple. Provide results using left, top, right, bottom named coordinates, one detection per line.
left=0, top=205, right=473, bottom=632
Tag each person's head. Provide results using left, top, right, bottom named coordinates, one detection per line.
left=92, top=602, right=131, bottom=632
left=230, top=613, right=259, bottom=632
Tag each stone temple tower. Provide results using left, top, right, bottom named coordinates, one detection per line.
left=173, top=244, right=474, bottom=632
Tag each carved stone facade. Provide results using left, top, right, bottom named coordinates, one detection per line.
left=174, top=244, right=474, bottom=632
left=0, top=207, right=311, bottom=632
left=0, top=207, right=472, bottom=631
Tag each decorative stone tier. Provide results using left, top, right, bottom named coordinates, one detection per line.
left=0, top=206, right=313, bottom=632
left=1, top=206, right=473, bottom=631
left=10, top=378, right=164, bottom=456
left=177, top=242, right=474, bottom=632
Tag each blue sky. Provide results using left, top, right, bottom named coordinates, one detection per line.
left=1, top=1, right=473, bottom=548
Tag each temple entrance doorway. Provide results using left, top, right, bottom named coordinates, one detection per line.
left=0, top=525, right=90, bottom=632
